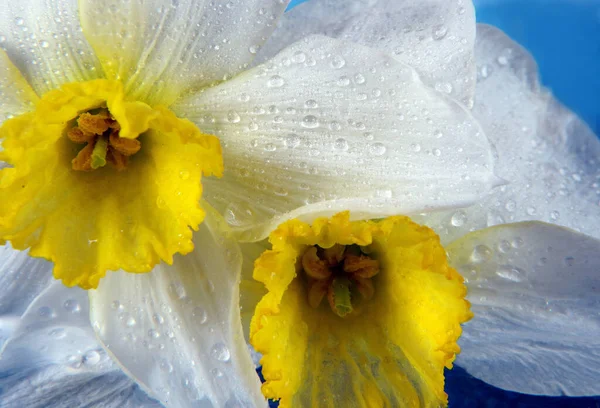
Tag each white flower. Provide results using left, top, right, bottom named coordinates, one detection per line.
left=2, top=0, right=597, bottom=407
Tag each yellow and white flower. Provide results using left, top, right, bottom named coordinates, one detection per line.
left=1, top=1, right=598, bottom=408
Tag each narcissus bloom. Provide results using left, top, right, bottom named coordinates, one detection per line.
left=1, top=0, right=599, bottom=407
left=250, top=212, right=472, bottom=407
left=0, top=0, right=496, bottom=290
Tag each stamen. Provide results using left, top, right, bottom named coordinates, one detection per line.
left=91, top=135, right=109, bottom=169
left=71, top=142, right=95, bottom=172
left=109, top=130, right=141, bottom=156
left=68, top=109, right=142, bottom=172
left=328, top=278, right=353, bottom=317
left=67, top=127, right=95, bottom=144
left=77, top=111, right=110, bottom=135
left=302, top=247, right=332, bottom=280
left=300, top=244, right=380, bottom=317
left=343, top=254, right=380, bottom=278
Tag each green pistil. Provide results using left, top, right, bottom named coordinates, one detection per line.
left=91, top=135, right=109, bottom=169
left=331, top=278, right=353, bottom=317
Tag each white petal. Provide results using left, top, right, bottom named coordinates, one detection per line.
left=258, top=0, right=477, bottom=107
left=0, top=49, right=38, bottom=122
left=0, top=0, right=103, bottom=96
left=0, top=244, right=54, bottom=350
left=174, top=35, right=497, bottom=241
left=79, top=0, right=289, bottom=106
left=447, top=222, right=600, bottom=396
left=418, top=24, right=600, bottom=244
left=89, top=207, right=266, bottom=408
left=0, top=281, right=157, bottom=407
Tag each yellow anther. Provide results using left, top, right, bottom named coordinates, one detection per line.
left=77, top=111, right=111, bottom=135
left=67, top=127, right=95, bottom=144
left=109, top=130, right=141, bottom=156
left=301, top=246, right=332, bottom=280
left=71, top=141, right=95, bottom=172
left=343, top=254, right=380, bottom=278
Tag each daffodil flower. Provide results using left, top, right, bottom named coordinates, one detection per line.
left=0, top=0, right=499, bottom=405
left=237, top=2, right=600, bottom=404
left=0, top=2, right=597, bottom=408
left=0, top=0, right=497, bottom=290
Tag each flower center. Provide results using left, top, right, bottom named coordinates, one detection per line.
left=68, top=108, right=141, bottom=172
left=301, top=244, right=380, bottom=318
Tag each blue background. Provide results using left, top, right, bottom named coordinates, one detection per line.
left=279, top=1, right=600, bottom=407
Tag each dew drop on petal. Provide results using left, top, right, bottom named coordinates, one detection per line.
left=210, top=343, right=231, bottom=362
left=451, top=210, right=467, bottom=227
left=470, top=245, right=493, bottom=263
left=368, top=143, right=386, bottom=156
left=301, top=115, right=319, bottom=128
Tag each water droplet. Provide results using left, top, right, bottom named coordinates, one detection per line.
left=264, top=143, right=276, bottom=152
left=169, top=282, right=187, bottom=300
left=63, top=299, right=81, bottom=313
left=526, top=206, right=537, bottom=216
left=550, top=210, right=560, bottom=221
left=330, top=55, right=346, bottom=69
left=39, top=40, right=50, bottom=48
left=470, top=245, right=492, bottom=263
left=226, top=110, right=240, bottom=123
left=368, top=143, right=386, bottom=156
left=411, top=143, right=421, bottom=152
left=83, top=350, right=100, bottom=366
left=433, top=130, right=443, bottom=139
left=301, top=115, right=319, bottom=128
left=126, top=316, right=137, bottom=327
left=432, top=25, right=448, bottom=40
left=497, top=240, right=511, bottom=253
left=192, top=306, right=208, bottom=324
left=304, top=99, right=318, bottom=108
left=224, top=203, right=255, bottom=227
left=15, top=17, right=24, bottom=26
left=292, top=51, right=306, bottom=63
left=285, top=134, right=300, bottom=148
left=160, top=359, right=173, bottom=373
left=496, top=265, right=525, bottom=282
left=504, top=200, right=516, bottom=212
left=156, top=197, right=166, bottom=209
left=179, top=169, right=190, bottom=180
left=210, top=343, right=231, bottom=362
left=267, top=75, right=285, bottom=88
left=37, top=306, right=55, bottom=319
left=148, top=329, right=160, bottom=339
left=479, top=64, right=493, bottom=79
left=153, top=313, right=165, bottom=325
left=451, top=210, right=467, bottom=227
left=354, top=73, right=366, bottom=84
left=564, top=256, right=575, bottom=267
left=333, top=138, right=348, bottom=151
left=432, top=148, right=441, bottom=157
left=49, top=328, right=66, bottom=339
